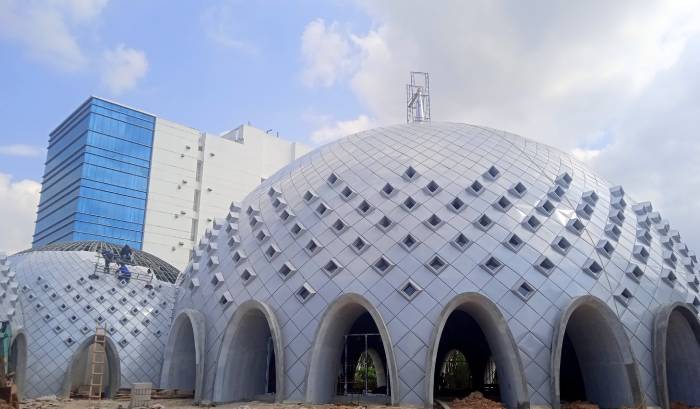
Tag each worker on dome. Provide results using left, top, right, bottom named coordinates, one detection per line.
left=117, top=263, right=131, bottom=283
left=101, top=249, right=114, bottom=273
left=119, top=244, right=133, bottom=263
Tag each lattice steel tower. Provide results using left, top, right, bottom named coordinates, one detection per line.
left=406, top=72, right=431, bottom=123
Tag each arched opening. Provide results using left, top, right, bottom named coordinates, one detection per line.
left=336, top=312, right=390, bottom=398
left=212, top=300, right=283, bottom=403
left=63, top=336, right=121, bottom=399
left=306, top=293, right=398, bottom=405
left=551, top=296, right=644, bottom=409
left=160, top=310, right=206, bottom=402
left=8, top=332, right=27, bottom=400
left=438, top=349, right=472, bottom=396
left=428, top=294, right=526, bottom=408
left=653, top=303, right=700, bottom=409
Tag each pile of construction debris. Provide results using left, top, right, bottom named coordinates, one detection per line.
left=671, top=402, right=700, bottom=409
left=448, top=391, right=504, bottom=409
left=0, top=377, right=18, bottom=409
left=16, top=395, right=62, bottom=409
left=561, top=401, right=599, bottom=409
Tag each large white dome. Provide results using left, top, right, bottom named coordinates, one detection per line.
left=168, top=122, right=700, bottom=408
left=6, top=244, right=177, bottom=399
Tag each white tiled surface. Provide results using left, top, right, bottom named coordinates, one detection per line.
left=0, top=253, right=23, bottom=329
left=174, top=123, right=695, bottom=405
left=8, top=251, right=176, bottom=398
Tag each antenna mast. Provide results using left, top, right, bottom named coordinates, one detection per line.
left=406, top=72, right=431, bottom=123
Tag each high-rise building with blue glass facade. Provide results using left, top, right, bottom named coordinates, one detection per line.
left=32, top=97, right=311, bottom=268
left=33, top=97, right=155, bottom=249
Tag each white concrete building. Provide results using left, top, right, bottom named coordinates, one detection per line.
left=32, top=97, right=311, bottom=269
left=142, top=120, right=312, bottom=268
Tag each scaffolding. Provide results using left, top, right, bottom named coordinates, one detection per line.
left=338, top=333, right=388, bottom=400
left=407, top=72, right=431, bottom=123
left=91, top=253, right=155, bottom=287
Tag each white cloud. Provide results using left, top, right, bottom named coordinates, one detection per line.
left=301, top=19, right=358, bottom=87
left=302, top=1, right=700, bottom=248
left=0, top=174, right=41, bottom=254
left=571, top=148, right=601, bottom=163
left=310, top=115, right=373, bottom=144
left=0, top=0, right=108, bottom=71
left=101, top=44, right=149, bottom=94
left=0, top=144, right=43, bottom=158
left=200, top=1, right=257, bottom=54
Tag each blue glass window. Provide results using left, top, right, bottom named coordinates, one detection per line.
left=33, top=97, right=155, bottom=250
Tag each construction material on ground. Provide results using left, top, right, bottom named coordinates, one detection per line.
left=561, top=401, right=599, bottom=409
left=150, top=390, right=194, bottom=400
left=17, top=395, right=62, bottom=409
left=129, top=382, right=152, bottom=408
left=447, top=391, right=504, bottom=409
left=0, top=384, right=18, bottom=409
left=671, top=402, right=700, bottom=409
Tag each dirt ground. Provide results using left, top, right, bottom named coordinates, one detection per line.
left=442, top=392, right=503, bottom=409
left=18, top=399, right=402, bottom=409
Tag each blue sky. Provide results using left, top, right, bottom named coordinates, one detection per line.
left=0, top=0, right=371, bottom=181
left=2, top=1, right=700, bottom=253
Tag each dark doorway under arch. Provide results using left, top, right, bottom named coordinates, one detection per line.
left=653, top=303, right=700, bottom=409
left=427, top=293, right=528, bottom=409
left=434, top=310, right=500, bottom=401
left=8, top=332, right=27, bottom=400
left=164, top=316, right=196, bottom=391
left=63, top=336, right=121, bottom=399
left=336, top=312, right=390, bottom=398
left=552, top=296, right=643, bottom=409
left=160, top=309, right=206, bottom=402
left=213, top=301, right=283, bottom=403
left=306, top=294, right=398, bottom=405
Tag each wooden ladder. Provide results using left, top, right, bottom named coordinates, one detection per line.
left=88, top=326, right=106, bottom=407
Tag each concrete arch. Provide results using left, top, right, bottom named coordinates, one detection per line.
left=653, top=302, right=700, bottom=409
left=212, top=300, right=284, bottom=403
left=305, top=293, right=399, bottom=404
left=551, top=295, right=644, bottom=409
left=62, top=335, right=121, bottom=399
left=9, top=330, right=27, bottom=400
left=366, top=348, right=387, bottom=388
left=426, top=292, right=529, bottom=409
left=160, top=309, right=206, bottom=402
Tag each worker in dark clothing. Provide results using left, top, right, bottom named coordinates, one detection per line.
left=101, top=249, right=114, bottom=273
left=117, top=263, right=131, bottom=282
left=119, top=244, right=133, bottom=263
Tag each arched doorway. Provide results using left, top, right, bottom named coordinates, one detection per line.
left=212, top=300, right=284, bottom=403
left=551, top=296, right=644, bottom=409
left=653, top=302, right=700, bottom=409
left=306, top=293, right=398, bottom=404
left=8, top=331, right=27, bottom=400
left=160, top=309, right=206, bottom=402
left=427, top=293, right=528, bottom=409
left=62, top=336, right=121, bottom=399
left=438, top=349, right=473, bottom=397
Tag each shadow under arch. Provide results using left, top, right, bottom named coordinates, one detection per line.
left=61, top=335, right=121, bottom=399
left=305, top=293, right=399, bottom=405
left=550, top=295, right=644, bottom=409
left=9, top=329, right=27, bottom=400
left=160, top=309, right=206, bottom=402
left=653, top=302, right=700, bottom=409
left=426, top=292, right=529, bottom=409
left=212, top=300, right=284, bottom=403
